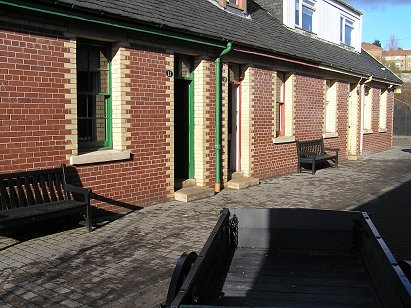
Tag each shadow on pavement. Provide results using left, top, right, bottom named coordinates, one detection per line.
left=354, top=179, right=411, bottom=262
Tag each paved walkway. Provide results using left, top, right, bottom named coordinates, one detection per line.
left=1, top=146, right=411, bottom=307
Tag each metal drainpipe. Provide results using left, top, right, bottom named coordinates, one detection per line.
left=0, top=1, right=226, bottom=49
left=215, top=42, right=233, bottom=193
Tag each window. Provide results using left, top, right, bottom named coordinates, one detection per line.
left=363, top=87, right=372, bottom=132
left=77, top=40, right=111, bottom=152
left=274, top=72, right=294, bottom=143
left=275, top=72, right=286, bottom=137
left=296, top=0, right=315, bottom=32
left=385, top=56, right=391, bottom=61
left=395, top=62, right=402, bottom=67
left=221, top=0, right=247, bottom=11
left=324, top=80, right=337, bottom=134
left=340, top=16, right=354, bottom=46
left=379, top=90, right=387, bottom=131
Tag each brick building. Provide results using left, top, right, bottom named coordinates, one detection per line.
left=0, top=0, right=401, bottom=212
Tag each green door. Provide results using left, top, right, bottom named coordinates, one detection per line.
left=174, top=55, right=194, bottom=180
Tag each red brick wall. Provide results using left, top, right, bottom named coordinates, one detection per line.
left=74, top=45, right=173, bottom=211
left=0, top=23, right=173, bottom=211
left=251, top=68, right=296, bottom=179
left=294, top=75, right=324, bottom=140
left=362, top=88, right=393, bottom=155
left=0, top=28, right=72, bottom=173
left=252, top=73, right=351, bottom=179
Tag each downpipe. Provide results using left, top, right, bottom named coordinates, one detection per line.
left=215, top=42, right=233, bottom=193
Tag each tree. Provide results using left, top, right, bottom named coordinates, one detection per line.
left=386, top=35, right=400, bottom=50
left=372, top=39, right=381, bottom=47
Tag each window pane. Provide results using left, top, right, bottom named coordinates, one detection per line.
left=295, top=0, right=300, bottom=25
left=77, top=40, right=111, bottom=150
left=77, top=44, right=88, bottom=71
left=345, top=24, right=352, bottom=45
left=302, top=6, right=313, bottom=31
left=175, top=55, right=193, bottom=78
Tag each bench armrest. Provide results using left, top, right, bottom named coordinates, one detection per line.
left=65, top=184, right=91, bottom=202
left=324, top=147, right=339, bottom=154
left=298, top=151, right=317, bottom=157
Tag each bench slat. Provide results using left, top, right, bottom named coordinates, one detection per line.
left=55, top=173, right=65, bottom=201
left=16, top=177, right=27, bottom=208
left=24, top=176, right=36, bottom=206
left=8, top=179, right=18, bottom=209
left=48, top=174, right=58, bottom=202
left=0, top=179, right=10, bottom=210
left=32, top=175, right=44, bottom=205
left=40, top=174, right=51, bottom=203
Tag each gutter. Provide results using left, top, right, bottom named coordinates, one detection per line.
left=215, top=42, right=233, bottom=193
left=0, top=0, right=227, bottom=49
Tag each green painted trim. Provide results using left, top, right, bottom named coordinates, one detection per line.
left=0, top=0, right=227, bottom=49
left=188, top=77, right=195, bottom=179
left=105, top=58, right=113, bottom=148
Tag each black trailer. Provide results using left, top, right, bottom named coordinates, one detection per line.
left=165, top=208, right=411, bottom=307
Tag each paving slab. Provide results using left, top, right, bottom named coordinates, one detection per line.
left=1, top=146, right=411, bottom=307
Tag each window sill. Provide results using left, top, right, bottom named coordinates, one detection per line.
left=70, top=150, right=131, bottom=165
left=378, top=128, right=387, bottom=133
left=323, top=132, right=338, bottom=139
left=273, top=135, right=296, bottom=144
left=363, top=129, right=373, bottom=135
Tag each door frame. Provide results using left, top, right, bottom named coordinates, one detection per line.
left=229, top=81, right=241, bottom=172
left=175, top=72, right=195, bottom=179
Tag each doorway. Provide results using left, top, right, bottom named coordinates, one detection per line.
left=347, top=84, right=358, bottom=157
left=174, top=55, right=194, bottom=180
left=228, top=82, right=240, bottom=172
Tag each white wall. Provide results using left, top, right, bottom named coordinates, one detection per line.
left=283, top=0, right=362, bottom=52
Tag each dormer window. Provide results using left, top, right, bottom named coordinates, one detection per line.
left=295, top=0, right=315, bottom=32
left=218, top=0, right=247, bottom=12
left=340, top=16, right=354, bottom=46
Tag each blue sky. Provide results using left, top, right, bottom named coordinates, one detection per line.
left=345, top=0, right=411, bottom=50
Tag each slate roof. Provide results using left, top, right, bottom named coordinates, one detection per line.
left=36, top=0, right=400, bottom=83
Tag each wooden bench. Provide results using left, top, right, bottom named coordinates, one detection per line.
left=0, top=164, right=92, bottom=232
left=296, top=138, right=339, bottom=174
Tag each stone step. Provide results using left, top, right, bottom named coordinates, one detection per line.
left=226, top=176, right=259, bottom=190
left=231, top=171, right=244, bottom=179
left=174, top=178, right=196, bottom=189
left=174, top=186, right=215, bottom=202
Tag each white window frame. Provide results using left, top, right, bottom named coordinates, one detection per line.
left=324, top=80, right=337, bottom=135
left=340, top=16, right=354, bottom=46
left=295, top=0, right=316, bottom=32
left=274, top=73, right=295, bottom=144
left=363, top=87, right=372, bottom=132
left=379, top=90, right=387, bottom=132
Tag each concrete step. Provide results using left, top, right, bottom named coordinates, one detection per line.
left=226, top=176, right=259, bottom=190
left=174, top=186, right=215, bottom=202
left=231, top=171, right=244, bottom=179
left=174, top=179, right=196, bottom=190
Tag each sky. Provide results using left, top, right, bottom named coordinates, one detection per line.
left=345, top=0, right=411, bottom=50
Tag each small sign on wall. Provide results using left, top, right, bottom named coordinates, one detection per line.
left=166, top=70, right=173, bottom=78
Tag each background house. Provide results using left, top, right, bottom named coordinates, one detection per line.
left=0, top=0, right=401, bottom=212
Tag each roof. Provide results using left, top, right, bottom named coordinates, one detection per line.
left=362, top=43, right=383, bottom=51
left=16, top=0, right=401, bottom=84
left=383, top=50, right=411, bottom=57
left=333, top=0, right=362, bottom=15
